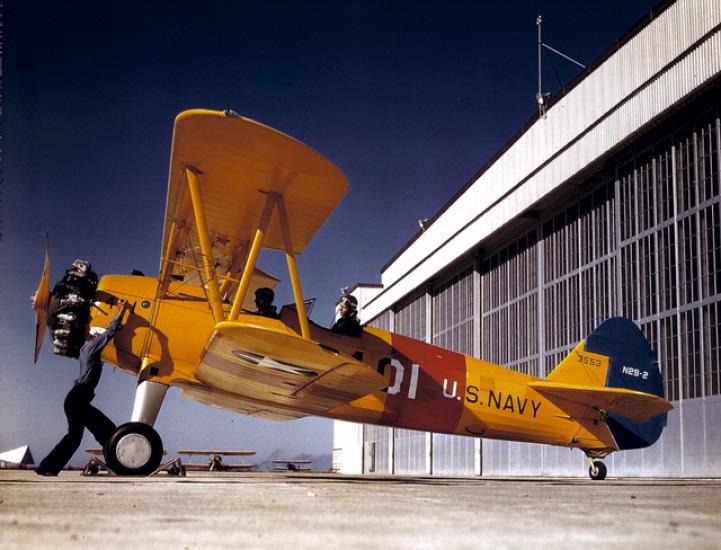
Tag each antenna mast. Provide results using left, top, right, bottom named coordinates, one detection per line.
left=535, top=15, right=587, bottom=119
left=536, top=15, right=545, bottom=118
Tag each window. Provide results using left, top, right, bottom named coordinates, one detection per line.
left=699, top=203, right=721, bottom=299
left=396, top=294, right=426, bottom=341
left=368, top=310, right=392, bottom=331
left=703, top=302, right=721, bottom=396
left=659, top=315, right=679, bottom=401
left=580, top=196, right=594, bottom=264
left=680, top=309, right=702, bottom=399
left=639, top=235, right=657, bottom=318
left=621, top=244, right=638, bottom=319
left=658, top=225, right=677, bottom=311
left=656, top=151, right=674, bottom=223
left=676, top=136, right=697, bottom=213
left=639, top=164, right=656, bottom=232
left=678, top=215, right=699, bottom=305
left=433, top=268, right=473, bottom=355
left=697, top=119, right=719, bottom=203
left=619, top=173, right=636, bottom=242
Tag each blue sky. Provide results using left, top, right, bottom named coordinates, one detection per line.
left=1, top=0, right=659, bottom=466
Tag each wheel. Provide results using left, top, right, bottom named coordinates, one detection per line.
left=104, top=422, right=163, bottom=476
left=588, top=459, right=607, bottom=481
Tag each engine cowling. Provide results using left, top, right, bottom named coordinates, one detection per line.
left=47, top=260, right=98, bottom=358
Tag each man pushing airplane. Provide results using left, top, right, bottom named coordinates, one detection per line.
left=37, top=299, right=128, bottom=476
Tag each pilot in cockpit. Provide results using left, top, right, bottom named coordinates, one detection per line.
left=331, top=294, right=362, bottom=337
left=255, top=287, right=278, bottom=319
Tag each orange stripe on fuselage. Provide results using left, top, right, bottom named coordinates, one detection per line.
left=380, top=334, right=466, bottom=432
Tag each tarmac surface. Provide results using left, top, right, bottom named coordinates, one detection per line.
left=1, top=470, right=720, bottom=549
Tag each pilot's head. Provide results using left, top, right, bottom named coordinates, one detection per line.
left=338, top=295, right=358, bottom=318
left=255, top=287, right=275, bottom=308
left=88, top=326, right=106, bottom=340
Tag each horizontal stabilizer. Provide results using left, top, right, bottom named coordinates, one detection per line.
left=529, top=381, right=673, bottom=423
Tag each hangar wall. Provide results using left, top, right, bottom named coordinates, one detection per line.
left=334, top=0, right=721, bottom=477
left=480, top=104, right=721, bottom=477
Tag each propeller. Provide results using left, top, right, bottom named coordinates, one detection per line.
left=31, top=233, right=51, bottom=363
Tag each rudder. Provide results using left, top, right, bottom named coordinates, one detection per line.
left=584, top=317, right=668, bottom=450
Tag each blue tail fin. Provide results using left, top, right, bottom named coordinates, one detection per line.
left=585, top=317, right=668, bottom=450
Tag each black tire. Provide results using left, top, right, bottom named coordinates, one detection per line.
left=589, top=460, right=607, bottom=481
left=104, top=422, right=163, bottom=476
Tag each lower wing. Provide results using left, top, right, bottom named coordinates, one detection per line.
left=193, top=318, right=386, bottom=416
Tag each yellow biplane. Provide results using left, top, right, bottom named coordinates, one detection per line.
left=32, top=109, right=672, bottom=480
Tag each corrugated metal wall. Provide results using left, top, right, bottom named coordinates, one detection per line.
left=484, top=106, right=721, bottom=477
left=363, top=424, right=391, bottom=474
left=432, top=433, right=477, bottom=475
left=393, top=429, right=428, bottom=474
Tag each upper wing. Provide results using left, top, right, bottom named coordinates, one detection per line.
left=194, top=318, right=387, bottom=415
left=158, top=109, right=349, bottom=298
left=529, top=381, right=673, bottom=423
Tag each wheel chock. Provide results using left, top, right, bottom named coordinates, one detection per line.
left=149, top=457, right=186, bottom=477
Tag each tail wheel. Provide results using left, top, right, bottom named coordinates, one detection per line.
left=588, top=459, right=607, bottom=481
left=104, top=422, right=163, bottom=476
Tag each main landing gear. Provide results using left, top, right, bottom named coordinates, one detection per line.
left=588, top=458, right=608, bottom=481
left=104, top=422, right=164, bottom=476
left=104, top=379, right=169, bottom=476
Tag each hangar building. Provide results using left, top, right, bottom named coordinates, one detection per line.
left=332, top=0, right=721, bottom=477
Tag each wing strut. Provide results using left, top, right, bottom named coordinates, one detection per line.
left=218, top=240, right=248, bottom=299
left=158, top=220, right=179, bottom=294
left=227, top=191, right=311, bottom=340
left=185, top=167, right=224, bottom=321
left=277, top=195, right=311, bottom=340
left=229, top=192, right=277, bottom=321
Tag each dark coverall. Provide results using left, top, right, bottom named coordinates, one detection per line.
left=331, top=315, right=362, bottom=337
left=257, top=303, right=278, bottom=318
left=37, top=308, right=125, bottom=475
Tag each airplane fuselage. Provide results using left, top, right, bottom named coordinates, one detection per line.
left=93, top=274, right=616, bottom=456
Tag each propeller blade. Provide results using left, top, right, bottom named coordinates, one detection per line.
left=32, top=236, right=51, bottom=363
